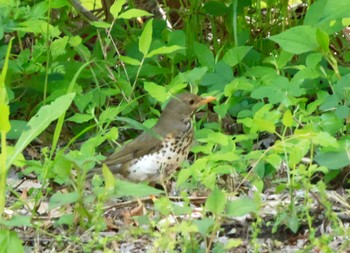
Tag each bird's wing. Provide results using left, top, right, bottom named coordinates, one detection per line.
left=104, top=132, right=165, bottom=166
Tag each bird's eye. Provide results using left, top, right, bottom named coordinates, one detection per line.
left=189, top=98, right=195, bottom=105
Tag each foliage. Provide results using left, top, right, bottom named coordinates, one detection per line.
left=0, top=0, right=350, bottom=251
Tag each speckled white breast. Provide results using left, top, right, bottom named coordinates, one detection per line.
left=127, top=130, right=193, bottom=182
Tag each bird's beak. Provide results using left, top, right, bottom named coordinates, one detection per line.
left=198, top=96, right=216, bottom=106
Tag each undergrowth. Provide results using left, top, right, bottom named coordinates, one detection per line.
left=0, top=0, right=350, bottom=252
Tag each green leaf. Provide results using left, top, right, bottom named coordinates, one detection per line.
left=315, top=145, right=350, bottom=170
left=7, top=120, right=27, bottom=139
left=144, top=82, right=169, bottom=102
left=316, top=28, right=329, bottom=53
left=205, top=187, right=226, bottom=215
left=269, top=26, right=318, bottom=54
left=207, top=132, right=229, bottom=146
left=51, top=0, right=67, bottom=8
left=335, top=105, right=349, bottom=119
left=194, top=218, right=215, bottom=236
left=2, top=215, right=32, bottom=227
left=74, top=92, right=93, bottom=112
left=115, top=116, right=162, bottom=140
left=119, top=55, right=141, bottom=65
left=224, top=77, right=254, bottom=96
left=49, top=192, right=80, bottom=210
left=312, top=132, right=338, bottom=148
left=193, top=42, right=215, bottom=69
left=139, top=19, right=153, bottom=56
left=6, top=93, right=75, bottom=169
left=201, top=62, right=233, bottom=91
left=91, top=21, right=111, bottom=28
left=265, top=154, right=282, bottom=169
left=51, top=36, right=68, bottom=59
left=0, top=230, right=24, bottom=253
left=253, top=119, right=276, bottom=133
left=305, top=0, right=350, bottom=33
left=99, top=107, right=120, bottom=123
left=226, top=197, right=259, bottom=217
left=102, top=164, right=115, bottom=192
left=285, top=211, right=299, bottom=233
left=110, top=0, right=126, bottom=19
left=222, top=46, right=252, bottom=67
left=282, top=110, right=293, bottom=127
left=114, top=179, right=163, bottom=197
left=203, top=1, right=228, bottom=16
left=146, top=45, right=184, bottom=58
left=66, top=113, right=93, bottom=123
left=118, top=9, right=153, bottom=19
left=55, top=214, right=74, bottom=226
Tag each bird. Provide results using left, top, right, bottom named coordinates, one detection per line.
left=88, top=92, right=216, bottom=184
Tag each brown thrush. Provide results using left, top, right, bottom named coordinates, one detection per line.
left=89, top=93, right=216, bottom=183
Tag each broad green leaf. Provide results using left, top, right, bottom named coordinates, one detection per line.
left=207, top=132, right=229, bottom=146
left=146, top=45, right=184, bottom=58
left=222, top=46, right=252, bottom=67
left=285, top=211, right=299, bottom=233
left=316, top=28, right=329, bottom=53
left=66, top=113, right=93, bottom=123
left=194, top=218, right=215, bottom=236
left=7, top=120, right=27, bottom=139
left=144, top=82, right=169, bottom=102
left=7, top=93, right=75, bottom=169
left=99, top=107, right=120, bottom=123
left=335, top=105, right=349, bottom=119
left=312, top=132, right=338, bottom=148
left=74, top=92, right=93, bottom=112
left=49, top=192, right=80, bottom=210
left=154, top=196, right=172, bottom=215
left=110, top=0, right=126, bottom=19
left=203, top=1, right=228, bottom=16
left=226, top=197, right=259, bottom=217
left=118, top=9, right=153, bottom=19
left=51, top=0, right=67, bottom=8
left=179, top=67, right=208, bottom=85
left=115, top=116, right=162, bottom=140
left=205, top=187, right=226, bottom=215
left=0, top=230, right=24, bottom=253
left=139, top=19, right=153, bottom=56
left=68, top=35, right=82, bottom=47
left=305, top=0, right=350, bottom=33
left=193, top=42, right=215, bottom=69
left=253, top=118, right=276, bottom=133
left=320, top=113, right=343, bottom=136
left=209, top=152, right=240, bottom=162
left=2, top=215, right=32, bottom=227
left=91, top=21, right=111, bottom=28
left=315, top=150, right=350, bottom=170
left=201, top=62, right=233, bottom=91
left=114, top=179, right=163, bottom=197
left=102, top=164, right=115, bottom=192
left=119, top=55, right=141, bottom=65
left=282, top=110, right=293, bottom=127
left=265, top=153, right=282, bottom=169
left=224, top=77, right=254, bottom=96
left=30, top=2, right=48, bottom=19
left=50, top=36, right=68, bottom=59
left=56, top=214, right=74, bottom=226
left=269, top=26, right=318, bottom=54
left=176, top=167, right=192, bottom=187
